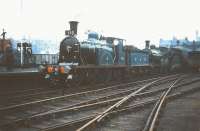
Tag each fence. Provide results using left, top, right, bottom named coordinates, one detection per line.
left=31, top=54, right=59, bottom=65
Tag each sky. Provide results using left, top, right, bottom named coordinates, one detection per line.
left=0, top=0, right=200, bottom=49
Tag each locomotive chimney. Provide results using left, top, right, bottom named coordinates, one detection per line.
left=145, top=40, right=150, bottom=49
left=69, top=21, right=78, bottom=35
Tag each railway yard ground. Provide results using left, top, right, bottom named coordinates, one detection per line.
left=0, top=73, right=200, bottom=131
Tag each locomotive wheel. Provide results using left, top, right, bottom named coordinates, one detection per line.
left=88, top=70, right=97, bottom=85
left=99, top=70, right=106, bottom=82
left=112, top=69, right=121, bottom=81
left=80, top=70, right=91, bottom=85
left=71, top=70, right=83, bottom=87
left=95, top=69, right=106, bottom=83
left=82, top=69, right=91, bottom=85
left=105, top=69, right=112, bottom=82
left=70, top=76, right=81, bottom=87
left=93, top=70, right=99, bottom=83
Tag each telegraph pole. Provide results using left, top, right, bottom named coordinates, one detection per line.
left=20, top=0, right=23, bottom=66
left=196, top=30, right=199, bottom=41
left=19, top=0, right=23, bottom=18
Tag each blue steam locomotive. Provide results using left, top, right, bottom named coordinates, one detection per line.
left=44, top=21, right=152, bottom=85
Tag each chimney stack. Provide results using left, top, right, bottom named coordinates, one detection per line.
left=145, top=40, right=150, bottom=49
left=69, top=21, right=78, bottom=35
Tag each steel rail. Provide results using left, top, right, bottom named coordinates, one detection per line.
left=143, top=77, right=182, bottom=131
left=142, top=92, right=165, bottom=131
left=43, top=84, right=200, bottom=131
left=0, top=75, right=180, bottom=128
left=4, top=79, right=198, bottom=131
left=0, top=80, right=120, bottom=100
left=0, top=80, right=173, bottom=127
left=76, top=75, right=180, bottom=131
left=0, top=75, right=175, bottom=112
left=149, top=78, right=180, bottom=131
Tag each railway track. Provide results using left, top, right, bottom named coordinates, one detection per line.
left=1, top=73, right=200, bottom=131
left=0, top=74, right=173, bottom=112
left=155, top=85, right=200, bottom=131
left=142, top=78, right=180, bottom=131
left=0, top=73, right=164, bottom=108
left=0, top=79, right=126, bottom=108
left=0, top=74, right=182, bottom=131
left=77, top=74, right=200, bottom=131
left=76, top=75, right=182, bottom=131
left=0, top=73, right=44, bottom=93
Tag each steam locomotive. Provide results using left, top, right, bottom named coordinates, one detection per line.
left=44, top=21, right=155, bottom=86
left=160, top=39, right=200, bottom=72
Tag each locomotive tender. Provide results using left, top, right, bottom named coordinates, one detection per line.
left=45, top=21, right=152, bottom=85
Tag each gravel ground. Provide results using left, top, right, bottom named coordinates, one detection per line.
left=157, top=89, right=200, bottom=131
left=93, top=76, right=200, bottom=131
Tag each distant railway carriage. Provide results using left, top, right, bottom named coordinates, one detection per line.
left=32, top=54, right=59, bottom=65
